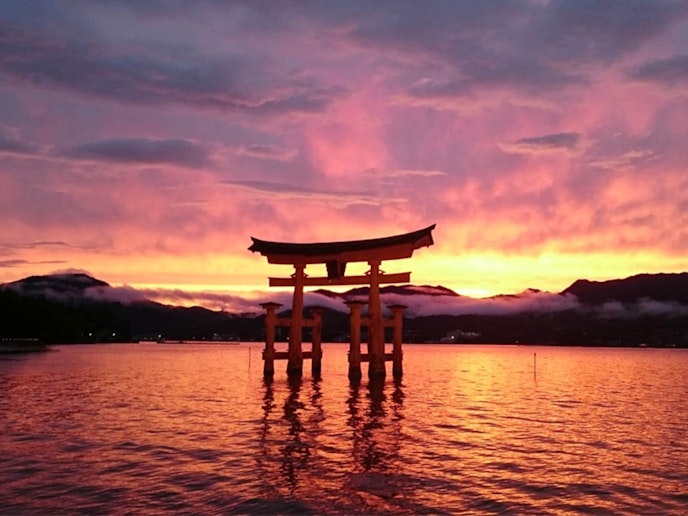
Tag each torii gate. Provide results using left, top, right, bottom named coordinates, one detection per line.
left=249, top=224, right=435, bottom=379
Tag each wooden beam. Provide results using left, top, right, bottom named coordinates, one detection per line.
left=262, top=244, right=419, bottom=265
left=269, top=272, right=411, bottom=287
left=249, top=225, right=435, bottom=265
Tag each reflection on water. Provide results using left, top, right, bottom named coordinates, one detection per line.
left=280, top=377, right=310, bottom=494
left=347, top=377, right=405, bottom=473
left=1, top=343, right=687, bottom=514
left=260, top=376, right=406, bottom=496
left=254, top=372, right=412, bottom=512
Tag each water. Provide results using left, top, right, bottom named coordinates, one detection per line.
left=1, top=343, right=687, bottom=514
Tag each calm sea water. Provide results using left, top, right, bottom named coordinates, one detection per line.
left=1, top=343, right=686, bottom=515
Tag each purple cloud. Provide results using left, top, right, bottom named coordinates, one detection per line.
left=0, top=241, right=83, bottom=252
left=0, top=136, right=36, bottom=155
left=531, top=0, right=687, bottom=63
left=222, top=180, right=384, bottom=205
left=0, top=259, right=29, bottom=268
left=344, top=0, right=683, bottom=96
left=61, top=138, right=210, bottom=167
left=234, top=144, right=298, bottom=162
left=0, top=21, right=341, bottom=116
left=629, top=54, right=688, bottom=86
left=501, top=133, right=581, bottom=154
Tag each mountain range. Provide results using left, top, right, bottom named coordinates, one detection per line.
left=2, top=272, right=687, bottom=347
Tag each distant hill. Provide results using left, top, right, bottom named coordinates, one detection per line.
left=2, top=271, right=687, bottom=346
left=563, top=273, right=688, bottom=304
left=0, top=273, right=258, bottom=343
left=5, top=273, right=109, bottom=299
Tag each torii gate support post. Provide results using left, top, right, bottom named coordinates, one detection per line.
left=389, top=304, right=407, bottom=378
left=367, top=259, right=386, bottom=378
left=346, top=300, right=365, bottom=380
left=287, top=264, right=306, bottom=376
left=260, top=302, right=282, bottom=377
left=310, top=307, right=323, bottom=375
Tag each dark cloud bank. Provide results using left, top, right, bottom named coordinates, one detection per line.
left=60, top=138, right=210, bottom=168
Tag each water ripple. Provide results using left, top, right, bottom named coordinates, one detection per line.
left=1, top=344, right=686, bottom=514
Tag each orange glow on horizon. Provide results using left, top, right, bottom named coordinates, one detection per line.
left=3, top=242, right=687, bottom=306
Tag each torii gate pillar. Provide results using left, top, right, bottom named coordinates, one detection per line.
left=260, top=302, right=282, bottom=377
left=367, top=260, right=386, bottom=378
left=287, top=264, right=306, bottom=376
left=346, top=300, right=366, bottom=380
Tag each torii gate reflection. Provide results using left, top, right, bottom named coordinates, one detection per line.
left=249, top=225, right=436, bottom=379
left=258, top=376, right=405, bottom=503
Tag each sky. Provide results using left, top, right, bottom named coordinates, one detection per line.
left=1, top=0, right=688, bottom=311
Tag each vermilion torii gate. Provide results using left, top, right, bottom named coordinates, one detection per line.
left=249, top=224, right=435, bottom=379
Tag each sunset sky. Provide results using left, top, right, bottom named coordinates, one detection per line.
left=2, top=1, right=688, bottom=310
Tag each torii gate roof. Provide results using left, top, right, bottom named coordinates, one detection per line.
left=249, top=224, right=436, bottom=265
